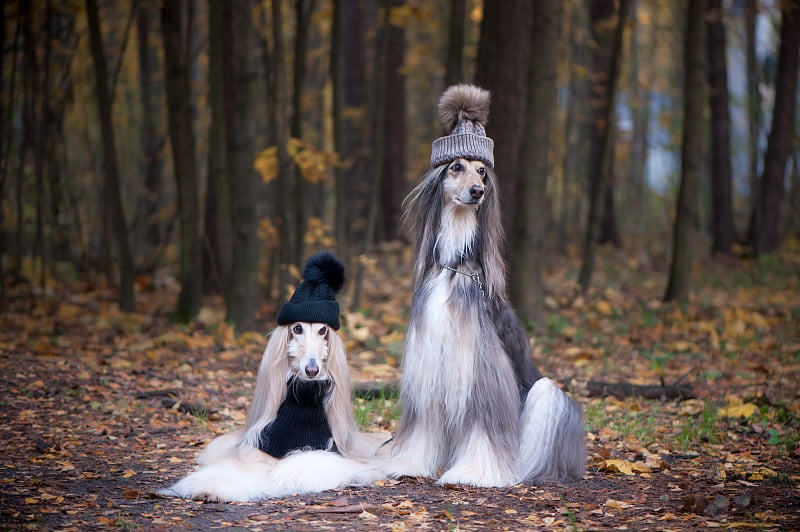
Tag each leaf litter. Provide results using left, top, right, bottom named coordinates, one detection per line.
left=1, top=244, right=799, bottom=529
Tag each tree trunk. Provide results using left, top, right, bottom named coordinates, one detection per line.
left=331, top=0, right=346, bottom=263
left=706, top=0, right=736, bottom=255
left=509, top=0, right=563, bottom=329
left=0, top=4, right=12, bottom=298
left=204, top=0, right=233, bottom=295
left=599, top=124, right=620, bottom=247
left=136, top=2, right=165, bottom=265
left=444, top=0, right=466, bottom=87
left=626, top=0, right=652, bottom=239
left=351, top=0, right=391, bottom=311
left=161, top=0, right=202, bottom=322
left=292, top=0, right=314, bottom=140
left=85, top=0, right=136, bottom=312
left=664, top=0, right=706, bottom=303
left=474, top=0, right=533, bottom=237
left=291, top=0, right=315, bottom=256
left=226, top=0, right=261, bottom=331
left=267, top=0, right=302, bottom=293
left=332, top=0, right=369, bottom=269
left=578, top=0, right=631, bottom=291
left=749, top=0, right=800, bottom=256
left=745, top=0, right=761, bottom=230
left=379, top=0, right=406, bottom=241
left=558, top=0, right=590, bottom=250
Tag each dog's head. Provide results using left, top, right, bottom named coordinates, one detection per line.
left=287, top=321, right=331, bottom=381
left=442, top=158, right=487, bottom=209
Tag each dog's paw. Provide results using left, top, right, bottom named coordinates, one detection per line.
left=437, top=464, right=514, bottom=488
left=375, top=455, right=434, bottom=480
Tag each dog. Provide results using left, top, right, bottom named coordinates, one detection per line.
left=381, top=85, right=585, bottom=487
left=159, top=253, right=386, bottom=502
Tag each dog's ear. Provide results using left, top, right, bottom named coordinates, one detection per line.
left=323, top=330, right=360, bottom=455
left=239, top=326, right=290, bottom=449
left=475, top=167, right=506, bottom=298
left=324, top=330, right=351, bottom=394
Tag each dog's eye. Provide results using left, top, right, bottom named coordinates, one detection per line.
left=318, top=326, right=327, bottom=336
left=292, top=324, right=303, bottom=335
left=477, top=166, right=485, bottom=176
left=451, top=162, right=463, bottom=172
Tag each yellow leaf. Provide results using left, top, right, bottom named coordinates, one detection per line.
left=253, top=147, right=279, bottom=184
left=719, top=402, right=758, bottom=418
left=596, top=300, right=613, bottom=316
left=122, top=469, right=137, bottom=478
left=605, top=459, right=633, bottom=475
left=599, top=459, right=651, bottom=475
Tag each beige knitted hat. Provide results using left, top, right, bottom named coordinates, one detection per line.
left=430, top=84, right=494, bottom=169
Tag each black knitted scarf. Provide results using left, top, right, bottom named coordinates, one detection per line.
left=257, top=376, right=337, bottom=458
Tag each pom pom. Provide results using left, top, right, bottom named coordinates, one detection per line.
left=302, top=252, right=345, bottom=293
left=438, top=84, right=491, bottom=132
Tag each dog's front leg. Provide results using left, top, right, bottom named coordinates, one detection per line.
left=437, top=427, right=516, bottom=487
left=376, top=423, right=443, bottom=480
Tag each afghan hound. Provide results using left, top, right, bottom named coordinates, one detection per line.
left=381, top=85, right=585, bottom=487
left=159, top=254, right=386, bottom=502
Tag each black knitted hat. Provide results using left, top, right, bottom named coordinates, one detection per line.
left=276, top=252, right=345, bottom=330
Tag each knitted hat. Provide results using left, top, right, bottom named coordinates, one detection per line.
left=430, top=84, right=494, bottom=169
left=276, top=252, right=345, bottom=330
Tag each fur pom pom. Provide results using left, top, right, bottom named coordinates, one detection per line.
left=438, top=85, right=491, bottom=132
left=303, top=252, right=345, bottom=293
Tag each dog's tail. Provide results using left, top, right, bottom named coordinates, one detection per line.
left=516, top=377, right=586, bottom=483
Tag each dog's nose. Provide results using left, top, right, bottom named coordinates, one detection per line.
left=470, top=184, right=485, bottom=199
left=305, top=361, right=319, bottom=378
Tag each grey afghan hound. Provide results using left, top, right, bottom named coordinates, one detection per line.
left=382, top=85, right=585, bottom=487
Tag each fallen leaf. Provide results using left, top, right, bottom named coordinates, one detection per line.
left=604, top=499, right=634, bottom=509
left=598, top=459, right=651, bottom=475
left=719, top=402, right=758, bottom=418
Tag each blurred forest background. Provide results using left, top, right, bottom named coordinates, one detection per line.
left=1, top=0, right=798, bottom=331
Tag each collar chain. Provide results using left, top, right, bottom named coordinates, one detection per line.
left=442, top=265, right=487, bottom=306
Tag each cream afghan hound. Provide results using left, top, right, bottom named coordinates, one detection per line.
left=160, top=256, right=387, bottom=502
left=380, top=85, right=586, bottom=487
left=159, top=322, right=386, bottom=502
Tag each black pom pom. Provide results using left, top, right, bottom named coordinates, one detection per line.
left=302, top=252, right=345, bottom=293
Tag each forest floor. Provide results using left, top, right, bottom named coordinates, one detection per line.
left=1, top=241, right=799, bottom=531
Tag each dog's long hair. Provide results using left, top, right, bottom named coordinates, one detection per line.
left=401, top=163, right=506, bottom=298
left=387, top=85, right=585, bottom=487
left=239, top=324, right=362, bottom=457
